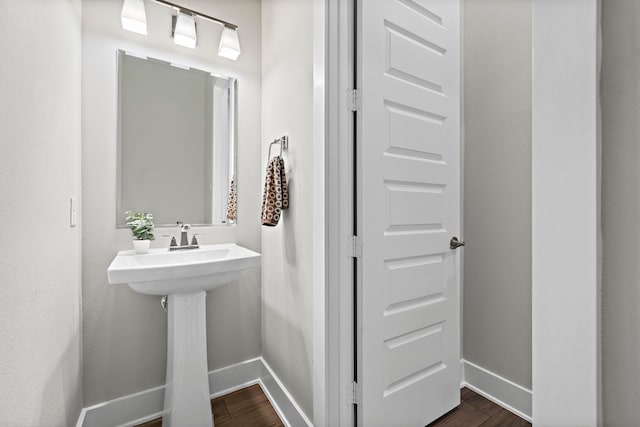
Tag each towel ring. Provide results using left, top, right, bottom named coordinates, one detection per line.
left=268, top=135, right=288, bottom=159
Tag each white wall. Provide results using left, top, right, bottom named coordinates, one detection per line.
left=462, top=0, right=532, bottom=390
left=601, top=1, right=640, bottom=425
left=0, top=0, right=83, bottom=424
left=262, top=0, right=315, bottom=418
left=82, top=0, right=263, bottom=405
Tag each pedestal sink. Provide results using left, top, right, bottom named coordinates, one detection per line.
left=107, top=243, right=261, bottom=427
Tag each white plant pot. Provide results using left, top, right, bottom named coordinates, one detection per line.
left=133, top=239, right=151, bottom=254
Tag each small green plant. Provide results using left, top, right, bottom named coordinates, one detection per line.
left=125, top=211, right=155, bottom=241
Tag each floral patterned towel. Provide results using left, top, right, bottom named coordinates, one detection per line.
left=226, top=177, right=237, bottom=222
left=261, top=157, right=289, bottom=226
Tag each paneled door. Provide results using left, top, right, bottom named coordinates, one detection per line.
left=357, top=0, right=461, bottom=425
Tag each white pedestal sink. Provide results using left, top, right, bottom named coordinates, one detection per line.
left=107, top=243, right=261, bottom=427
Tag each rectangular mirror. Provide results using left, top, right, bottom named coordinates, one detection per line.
left=116, top=50, right=237, bottom=227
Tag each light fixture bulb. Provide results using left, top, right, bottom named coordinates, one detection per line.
left=173, top=11, right=197, bottom=49
left=121, top=0, right=147, bottom=35
left=218, top=26, right=241, bottom=60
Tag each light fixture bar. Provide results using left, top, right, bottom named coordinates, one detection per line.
left=148, top=0, right=238, bottom=30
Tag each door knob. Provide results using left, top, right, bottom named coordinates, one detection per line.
left=450, top=237, right=465, bottom=250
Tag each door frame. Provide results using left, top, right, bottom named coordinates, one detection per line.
left=312, top=0, right=356, bottom=426
left=531, top=0, right=601, bottom=424
left=313, top=1, right=602, bottom=426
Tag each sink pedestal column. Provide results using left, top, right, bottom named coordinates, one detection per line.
left=163, top=291, right=213, bottom=427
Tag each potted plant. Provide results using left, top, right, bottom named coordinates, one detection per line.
left=125, top=211, right=155, bottom=253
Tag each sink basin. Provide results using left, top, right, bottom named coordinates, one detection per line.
left=107, top=243, right=261, bottom=295
left=107, top=243, right=261, bottom=426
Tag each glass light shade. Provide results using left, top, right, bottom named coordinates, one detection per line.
left=173, top=12, right=197, bottom=49
left=218, top=26, right=241, bottom=60
left=121, top=0, right=147, bottom=35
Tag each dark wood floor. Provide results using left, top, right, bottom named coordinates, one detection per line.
left=428, top=388, right=531, bottom=427
left=136, top=384, right=284, bottom=427
left=137, top=385, right=527, bottom=427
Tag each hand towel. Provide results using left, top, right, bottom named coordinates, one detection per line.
left=261, top=157, right=289, bottom=226
left=226, top=177, right=237, bottom=223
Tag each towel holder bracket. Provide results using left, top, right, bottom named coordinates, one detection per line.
left=268, top=135, right=288, bottom=158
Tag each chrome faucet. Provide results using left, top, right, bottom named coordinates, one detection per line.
left=169, top=222, right=200, bottom=251
left=179, top=222, right=190, bottom=246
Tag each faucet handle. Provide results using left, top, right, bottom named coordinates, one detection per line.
left=176, top=221, right=191, bottom=231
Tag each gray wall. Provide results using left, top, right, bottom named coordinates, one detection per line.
left=261, top=0, right=315, bottom=418
left=463, top=0, right=532, bottom=389
left=601, top=1, right=640, bottom=424
left=82, top=0, right=263, bottom=405
left=0, top=0, right=83, bottom=424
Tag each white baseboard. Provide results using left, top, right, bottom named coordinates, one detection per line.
left=77, top=356, right=531, bottom=426
left=76, top=357, right=312, bottom=427
left=260, top=358, right=314, bottom=427
left=461, top=359, right=532, bottom=422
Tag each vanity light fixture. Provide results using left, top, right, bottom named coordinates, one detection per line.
left=121, top=0, right=148, bottom=35
left=119, top=0, right=241, bottom=60
left=172, top=11, right=197, bottom=49
left=218, top=26, right=241, bottom=60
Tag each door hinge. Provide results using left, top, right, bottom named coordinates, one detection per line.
left=347, top=88, right=361, bottom=112
left=347, top=381, right=361, bottom=405
left=347, top=235, right=363, bottom=258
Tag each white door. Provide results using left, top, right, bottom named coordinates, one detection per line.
left=357, top=0, right=461, bottom=425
